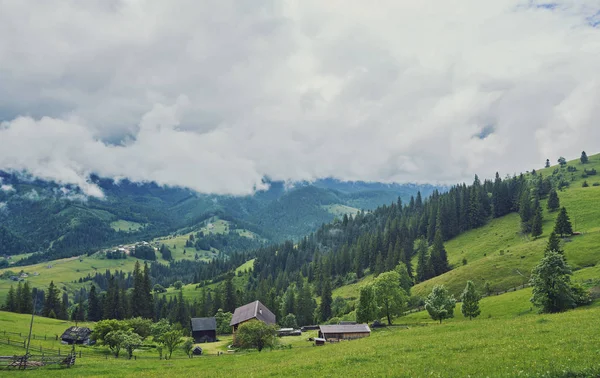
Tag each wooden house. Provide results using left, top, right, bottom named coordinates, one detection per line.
left=60, top=326, right=92, bottom=345
left=230, top=300, right=276, bottom=341
left=190, top=317, right=217, bottom=343
left=318, top=324, right=371, bottom=341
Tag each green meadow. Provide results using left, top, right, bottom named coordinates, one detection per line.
left=1, top=290, right=599, bottom=377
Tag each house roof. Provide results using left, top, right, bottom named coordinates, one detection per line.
left=230, top=300, right=276, bottom=326
left=190, top=317, right=217, bottom=332
left=60, top=326, right=92, bottom=340
left=319, top=324, right=371, bottom=334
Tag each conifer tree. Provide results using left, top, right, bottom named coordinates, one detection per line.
left=43, top=281, right=60, bottom=317
left=547, top=189, right=560, bottom=212
left=59, top=292, right=69, bottom=320
left=15, top=282, right=22, bottom=313
left=20, top=282, right=33, bottom=314
left=5, top=285, right=17, bottom=312
left=319, top=275, right=332, bottom=322
left=88, top=284, right=101, bottom=321
left=531, top=205, right=543, bottom=239
left=415, top=239, right=430, bottom=282
left=131, top=261, right=144, bottom=317
left=545, top=159, right=550, bottom=168
left=545, top=232, right=563, bottom=255
left=460, top=281, right=481, bottom=320
left=580, top=151, right=588, bottom=164
left=519, top=190, right=533, bottom=233
left=429, top=229, right=450, bottom=276
left=554, top=207, right=573, bottom=237
left=224, top=276, right=237, bottom=313
left=142, top=263, right=154, bottom=319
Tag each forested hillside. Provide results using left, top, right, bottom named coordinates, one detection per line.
left=0, top=173, right=438, bottom=264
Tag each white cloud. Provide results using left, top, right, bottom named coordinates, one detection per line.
left=0, top=0, right=599, bottom=196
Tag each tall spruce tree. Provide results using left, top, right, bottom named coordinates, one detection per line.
left=545, top=159, right=550, bottom=168
left=531, top=205, right=543, bottom=239
left=59, top=292, right=69, bottom=320
left=43, top=281, right=60, bottom=317
left=5, top=285, right=17, bottom=312
left=319, top=275, right=332, bottom=322
left=429, top=228, right=450, bottom=277
left=545, top=231, right=563, bottom=255
left=88, top=284, right=101, bottom=321
left=580, top=151, right=588, bottom=164
left=20, top=282, right=33, bottom=314
left=460, top=281, right=481, bottom=320
left=554, top=207, right=573, bottom=237
left=131, top=261, right=145, bottom=317
left=547, top=189, right=560, bottom=212
left=415, top=239, right=430, bottom=282
left=142, top=263, right=154, bottom=319
left=519, top=190, right=533, bottom=234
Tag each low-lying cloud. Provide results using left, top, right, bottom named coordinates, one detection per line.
left=1, top=1, right=599, bottom=196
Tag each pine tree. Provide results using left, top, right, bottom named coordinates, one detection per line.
left=554, top=207, right=573, bottom=237
left=20, top=282, right=33, bottom=314
left=545, top=159, right=550, bottom=168
left=530, top=251, right=575, bottom=313
left=88, top=284, right=101, bottom=321
left=224, top=276, right=237, bottom=313
left=519, top=190, right=533, bottom=234
left=545, top=232, right=563, bottom=255
left=15, top=282, right=23, bottom=313
left=580, top=151, right=588, bottom=164
left=76, top=295, right=86, bottom=321
left=59, top=292, right=69, bottom=320
left=415, top=239, right=430, bottom=282
left=460, top=281, right=481, bottom=320
left=142, top=263, right=154, bottom=319
left=43, top=281, right=60, bottom=317
left=319, top=276, right=332, bottom=322
left=5, top=285, right=17, bottom=312
left=131, top=261, right=144, bottom=317
left=429, top=229, right=450, bottom=276
left=531, top=205, right=543, bottom=239
left=547, top=189, right=560, bottom=212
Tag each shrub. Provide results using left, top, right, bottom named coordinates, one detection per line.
left=462, top=257, right=467, bottom=266
left=582, top=181, right=589, bottom=187
left=593, top=182, right=600, bottom=187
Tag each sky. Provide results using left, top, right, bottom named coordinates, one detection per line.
left=1, top=0, right=599, bottom=197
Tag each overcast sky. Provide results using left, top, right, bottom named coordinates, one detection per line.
left=1, top=0, right=599, bottom=196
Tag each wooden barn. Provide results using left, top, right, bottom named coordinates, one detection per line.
left=190, top=317, right=217, bottom=343
left=60, top=326, right=92, bottom=345
left=230, top=300, right=276, bottom=341
left=318, top=324, right=371, bottom=341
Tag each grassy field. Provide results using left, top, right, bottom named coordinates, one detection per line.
left=110, top=220, right=145, bottom=232
left=321, top=204, right=361, bottom=217
left=1, top=293, right=598, bottom=377
left=0, top=255, right=139, bottom=303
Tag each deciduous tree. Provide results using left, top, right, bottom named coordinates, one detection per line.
left=425, top=285, right=456, bottom=324
left=373, top=271, right=408, bottom=325
left=235, top=320, right=277, bottom=352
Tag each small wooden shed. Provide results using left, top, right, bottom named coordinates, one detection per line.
left=60, top=326, right=92, bottom=345
left=192, top=346, right=203, bottom=355
left=318, top=324, right=371, bottom=341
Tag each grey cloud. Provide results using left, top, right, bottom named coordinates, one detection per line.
left=0, top=0, right=599, bottom=196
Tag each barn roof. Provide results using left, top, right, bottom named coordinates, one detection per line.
left=230, top=300, right=276, bottom=326
left=190, top=317, right=216, bottom=332
left=60, top=326, right=92, bottom=341
left=319, top=324, right=371, bottom=334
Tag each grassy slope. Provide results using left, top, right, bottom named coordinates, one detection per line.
left=110, top=220, right=145, bottom=232
left=328, top=153, right=600, bottom=302
left=0, top=255, right=138, bottom=302
left=2, top=295, right=599, bottom=377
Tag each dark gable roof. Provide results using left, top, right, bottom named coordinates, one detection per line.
left=190, top=317, right=216, bottom=332
left=60, top=326, right=92, bottom=340
left=230, top=300, right=276, bottom=326
left=319, top=324, right=371, bottom=334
